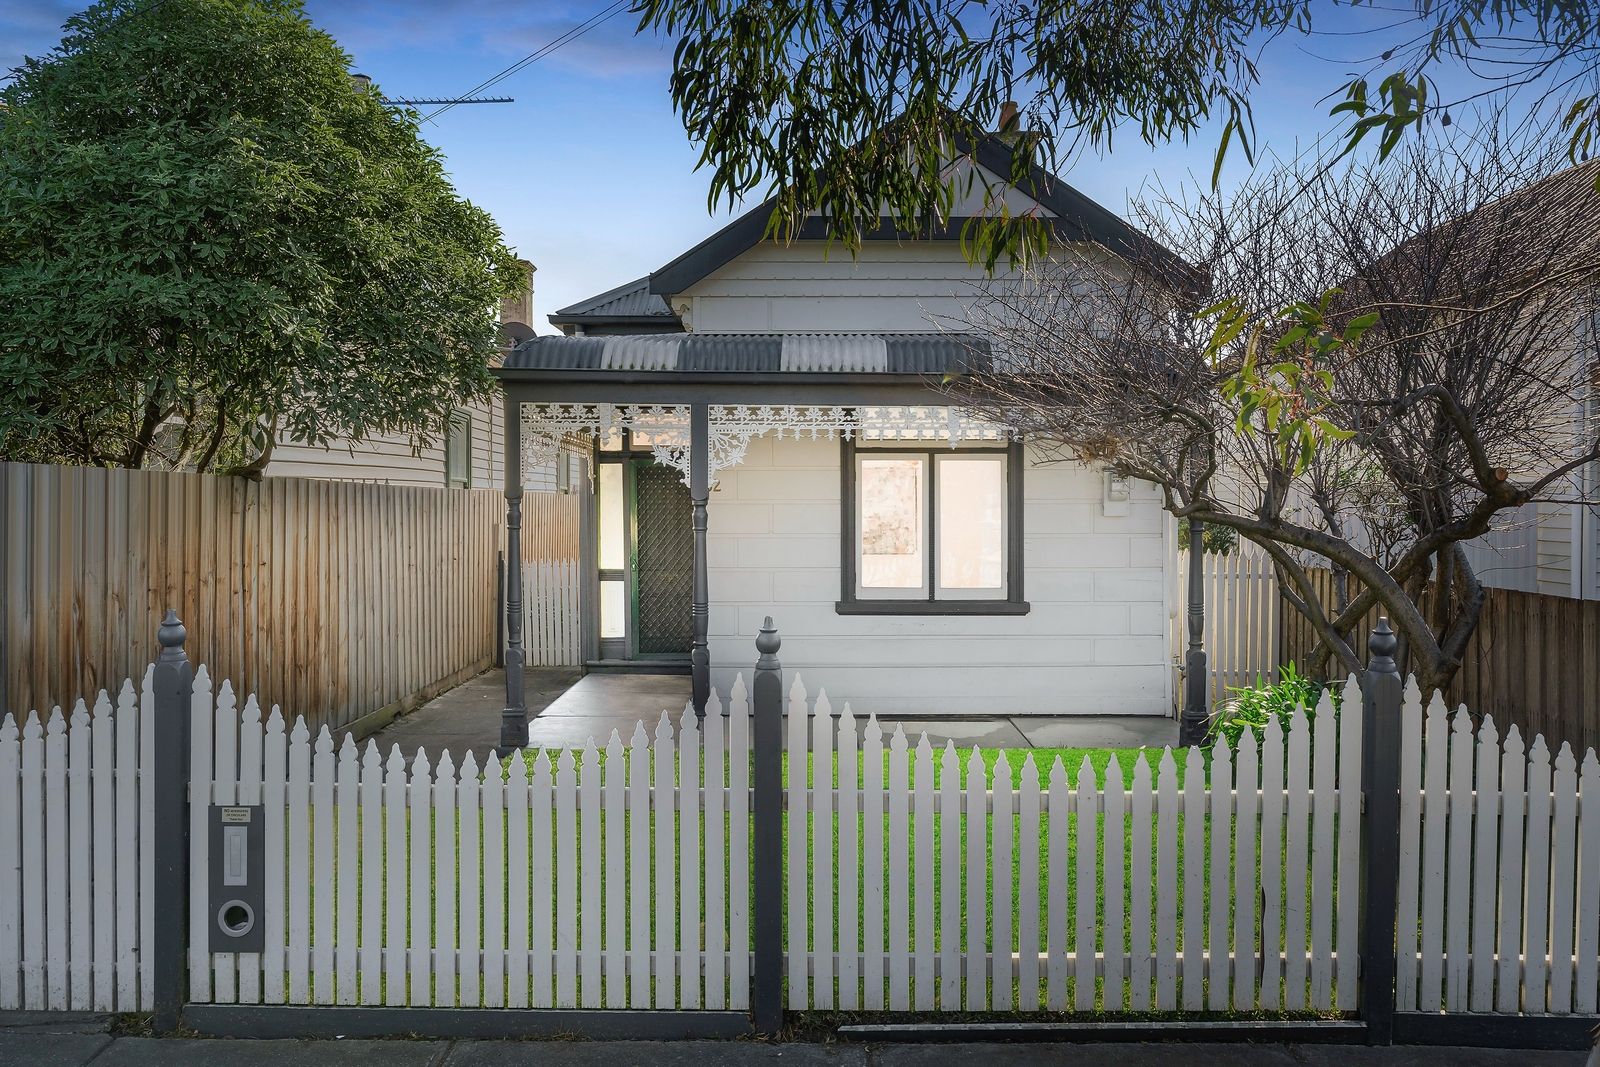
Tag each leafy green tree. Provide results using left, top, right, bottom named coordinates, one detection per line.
left=636, top=0, right=1599, bottom=260
left=0, top=0, right=526, bottom=474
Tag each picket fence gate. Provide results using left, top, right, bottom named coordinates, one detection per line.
left=188, top=669, right=752, bottom=1009
left=0, top=671, right=157, bottom=1011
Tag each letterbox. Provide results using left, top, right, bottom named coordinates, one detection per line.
left=208, top=804, right=265, bottom=953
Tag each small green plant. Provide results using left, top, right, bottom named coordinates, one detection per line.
left=1206, top=663, right=1339, bottom=749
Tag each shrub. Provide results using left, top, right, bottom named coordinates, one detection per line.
left=1206, top=663, right=1339, bottom=749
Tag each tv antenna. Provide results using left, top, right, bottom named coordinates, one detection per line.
left=349, top=75, right=513, bottom=110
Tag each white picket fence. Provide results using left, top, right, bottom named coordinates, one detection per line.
left=0, top=670, right=156, bottom=1011
left=1394, top=682, right=1600, bottom=1015
left=1174, top=547, right=1281, bottom=704
left=188, top=666, right=751, bottom=1008
left=6, top=655, right=1600, bottom=1022
left=783, top=674, right=1365, bottom=1011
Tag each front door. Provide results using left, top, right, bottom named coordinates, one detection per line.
left=630, top=459, right=692, bottom=657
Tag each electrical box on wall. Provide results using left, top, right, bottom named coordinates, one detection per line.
left=1102, top=470, right=1132, bottom=517
left=209, top=804, right=266, bottom=953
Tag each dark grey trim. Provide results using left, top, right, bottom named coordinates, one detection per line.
left=151, top=611, right=192, bottom=1034
left=838, top=438, right=1026, bottom=615
left=689, top=403, right=711, bottom=716
left=498, top=392, right=528, bottom=754
left=645, top=133, right=1200, bottom=298
left=1360, top=619, right=1405, bottom=1045
left=836, top=1020, right=1367, bottom=1044
left=835, top=599, right=1030, bottom=616
left=578, top=445, right=599, bottom=665
left=750, top=620, right=785, bottom=1034
left=182, top=1004, right=750, bottom=1041
left=1390, top=1012, right=1600, bottom=1050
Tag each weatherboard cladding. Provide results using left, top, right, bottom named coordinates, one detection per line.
left=504, top=333, right=990, bottom=375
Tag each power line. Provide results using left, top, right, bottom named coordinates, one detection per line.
left=421, top=0, right=629, bottom=123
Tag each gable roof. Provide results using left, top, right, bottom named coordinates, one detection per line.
left=647, top=131, right=1200, bottom=297
left=548, top=276, right=680, bottom=331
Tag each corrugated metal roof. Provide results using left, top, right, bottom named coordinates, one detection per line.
left=549, top=276, right=675, bottom=324
left=504, top=333, right=991, bottom=375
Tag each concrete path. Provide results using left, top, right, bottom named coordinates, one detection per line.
left=1, top=1030, right=1586, bottom=1067
left=370, top=669, right=1179, bottom=757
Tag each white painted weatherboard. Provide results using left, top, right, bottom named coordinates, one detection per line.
left=705, top=435, right=1168, bottom=715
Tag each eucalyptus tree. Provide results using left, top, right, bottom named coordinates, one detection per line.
left=0, top=0, right=527, bottom=474
left=636, top=0, right=1600, bottom=264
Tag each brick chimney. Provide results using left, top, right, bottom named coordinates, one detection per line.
left=499, top=259, right=536, bottom=328
left=997, top=100, right=1019, bottom=135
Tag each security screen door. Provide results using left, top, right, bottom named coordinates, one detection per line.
left=630, top=459, right=693, bottom=656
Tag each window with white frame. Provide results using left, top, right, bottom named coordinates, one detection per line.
left=843, top=442, right=1024, bottom=612
left=444, top=410, right=471, bottom=488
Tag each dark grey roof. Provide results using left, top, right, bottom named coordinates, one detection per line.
left=647, top=132, right=1202, bottom=298
left=502, top=332, right=991, bottom=375
left=548, top=276, right=678, bottom=328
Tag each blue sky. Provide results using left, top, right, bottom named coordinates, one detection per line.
left=2, top=1, right=1507, bottom=331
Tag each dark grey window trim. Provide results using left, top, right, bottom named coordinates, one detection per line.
left=837, top=437, right=1027, bottom=616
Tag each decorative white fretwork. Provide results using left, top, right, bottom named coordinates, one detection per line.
left=519, top=402, right=1014, bottom=485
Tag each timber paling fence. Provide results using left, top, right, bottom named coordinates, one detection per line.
left=0, top=614, right=1597, bottom=1046
left=1279, top=568, right=1600, bottom=758
left=1183, top=554, right=1600, bottom=759
left=0, top=461, right=504, bottom=738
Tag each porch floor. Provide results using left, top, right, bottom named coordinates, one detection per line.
left=371, top=669, right=1177, bottom=756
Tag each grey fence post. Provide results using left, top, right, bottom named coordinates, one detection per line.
left=750, top=617, right=784, bottom=1034
left=1359, top=617, right=1403, bottom=1045
left=1179, top=517, right=1210, bottom=746
left=150, top=609, right=192, bottom=1033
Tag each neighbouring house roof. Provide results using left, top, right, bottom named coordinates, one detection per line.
left=645, top=131, right=1202, bottom=298
left=547, top=276, right=682, bottom=333
left=500, top=332, right=990, bottom=376
left=1314, top=158, right=1600, bottom=329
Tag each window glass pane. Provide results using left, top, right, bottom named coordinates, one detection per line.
left=598, top=463, right=624, bottom=570
left=445, top=412, right=470, bottom=486
left=599, top=579, right=625, bottom=639
left=938, top=456, right=1005, bottom=590
left=859, top=457, right=925, bottom=589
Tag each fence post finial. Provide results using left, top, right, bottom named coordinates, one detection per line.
left=150, top=610, right=192, bottom=1034
left=750, top=616, right=783, bottom=1035
left=756, top=616, right=781, bottom=667
left=1358, top=613, right=1404, bottom=1044
left=157, top=608, right=187, bottom=658
left=1368, top=616, right=1399, bottom=677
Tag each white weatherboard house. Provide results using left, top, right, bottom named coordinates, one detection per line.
left=496, top=135, right=1195, bottom=738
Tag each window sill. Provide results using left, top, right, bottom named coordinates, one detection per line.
left=834, top=599, right=1031, bottom=617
